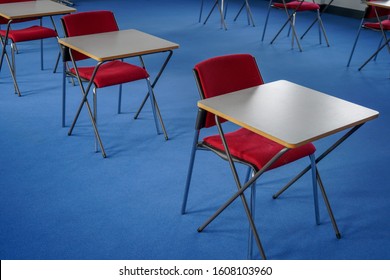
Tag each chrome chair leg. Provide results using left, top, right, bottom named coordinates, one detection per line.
left=147, top=78, right=168, bottom=140
left=310, top=154, right=320, bottom=225
left=234, top=1, right=255, bottom=27
left=181, top=130, right=201, bottom=214
left=199, top=0, right=204, bottom=23
left=246, top=167, right=256, bottom=260
left=117, top=84, right=122, bottom=114
left=62, top=62, right=67, bottom=127
left=316, top=9, right=330, bottom=47
left=347, top=20, right=364, bottom=67
left=93, top=88, right=98, bottom=153
left=316, top=167, right=341, bottom=239
left=261, top=0, right=273, bottom=41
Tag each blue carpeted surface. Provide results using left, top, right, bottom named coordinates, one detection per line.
left=0, top=0, right=389, bottom=260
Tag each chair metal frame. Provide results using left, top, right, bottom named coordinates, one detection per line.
left=261, top=0, right=330, bottom=52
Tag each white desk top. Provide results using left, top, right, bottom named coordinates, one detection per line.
left=366, top=1, right=390, bottom=9
left=0, top=0, right=76, bottom=20
left=58, top=29, right=179, bottom=62
left=198, top=80, right=379, bottom=148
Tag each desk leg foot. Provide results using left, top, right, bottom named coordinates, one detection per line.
left=336, top=233, right=341, bottom=239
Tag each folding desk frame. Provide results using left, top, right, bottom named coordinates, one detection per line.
left=196, top=81, right=379, bottom=259
left=59, top=30, right=178, bottom=158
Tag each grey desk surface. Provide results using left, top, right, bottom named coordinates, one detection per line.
left=198, top=80, right=379, bottom=148
left=0, top=0, right=76, bottom=20
left=58, top=29, right=179, bottom=62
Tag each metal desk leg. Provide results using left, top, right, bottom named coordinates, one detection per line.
left=133, top=50, right=174, bottom=140
left=67, top=55, right=107, bottom=158
left=0, top=21, right=21, bottom=96
left=197, top=115, right=290, bottom=259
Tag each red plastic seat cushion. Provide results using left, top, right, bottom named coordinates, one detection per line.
left=70, top=60, right=149, bottom=88
left=0, top=25, right=57, bottom=42
left=203, top=128, right=316, bottom=171
left=273, top=1, right=320, bottom=11
left=364, top=19, right=390, bottom=30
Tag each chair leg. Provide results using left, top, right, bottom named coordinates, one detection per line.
left=10, top=42, right=21, bottom=96
left=53, top=51, right=61, bottom=73
left=62, top=62, right=67, bottom=127
left=40, top=18, right=44, bottom=70
left=291, top=13, right=296, bottom=49
left=244, top=0, right=255, bottom=27
left=117, top=84, right=122, bottom=114
left=316, top=9, right=330, bottom=47
left=316, top=167, right=341, bottom=239
left=93, top=88, right=99, bottom=153
left=146, top=78, right=168, bottom=140
left=310, top=154, right=320, bottom=225
left=374, top=36, right=384, bottom=62
left=234, top=1, right=245, bottom=22
left=261, top=0, right=273, bottom=41
left=234, top=1, right=255, bottom=26
left=199, top=0, right=204, bottom=23
left=203, top=1, right=218, bottom=25
left=40, top=39, right=44, bottom=70
left=347, top=20, right=364, bottom=67
left=246, top=167, right=256, bottom=260
left=204, top=1, right=227, bottom=30
left=210, top=116, right=267, bottom=259
left=181, top=130, right=200, bottom=214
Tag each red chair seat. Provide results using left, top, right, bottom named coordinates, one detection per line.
left=0, top=25, right=57, bottom=42
left=203, top=128, right=316, bottom=171
left=273, top=1, right=320, bottom=12
left=364, top=19, right=390, bottom=30
left=70, top=60, right=149, bottom=88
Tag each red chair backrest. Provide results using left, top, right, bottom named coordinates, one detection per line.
left=194, top=54, right=264, bottom=128
left=61, top=10, right=119, bottom=61
left=364, top=0, right=390, bottom=19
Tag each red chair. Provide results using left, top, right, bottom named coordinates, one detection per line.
left=61, top=11, right=167, bottom=157
left=0, top=0, right=60, bottom=96
left=181, top=54, right=340, bottom=259
left=262, top=1, right=329, bottom=51
left=347, top=0, right=390, bottom=70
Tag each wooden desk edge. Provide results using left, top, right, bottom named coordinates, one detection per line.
left=58, top=38, right=179, bottom=62
left=365, top=1, right=390, bottom=8
left=197, top=102, right=379, bottom=149
left=0, top=9, right=76, bottom=20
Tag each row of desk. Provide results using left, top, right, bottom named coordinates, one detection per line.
left=204, top=0, right=389, bottom=69
left=0, top=0, right=179, bottom=158
left=0, top=0, right=381, bottom=259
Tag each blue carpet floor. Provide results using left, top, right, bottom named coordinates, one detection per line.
left=0, top=0, right=389, bottom=260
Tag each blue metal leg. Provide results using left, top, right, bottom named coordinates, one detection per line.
left=181, top=130, right=200, bottom=214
